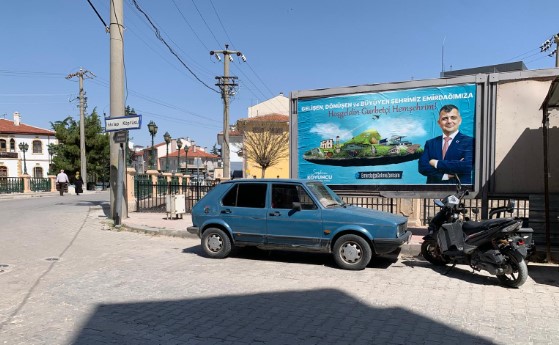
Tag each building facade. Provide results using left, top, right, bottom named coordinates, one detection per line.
left=0, top=112, right=57, bottom=177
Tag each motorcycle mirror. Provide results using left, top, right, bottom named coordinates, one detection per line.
left=454, top=174, right=462, bottom=192
left=472, top=207, right=479, bottom=215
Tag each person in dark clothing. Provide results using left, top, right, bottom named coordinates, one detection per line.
left=74, top=171, right=84, bottom=195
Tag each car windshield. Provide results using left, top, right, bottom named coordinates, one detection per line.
left=306, top=182, right=343, bottom=207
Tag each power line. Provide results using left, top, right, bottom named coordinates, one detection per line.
left=85, top=0, right=109, bottom=31
left=130, top=0, right=219, bottom=93
left=172, top=0, right=211, bottom=52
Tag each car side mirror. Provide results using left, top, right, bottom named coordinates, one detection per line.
left=292, top=202, right=302, bottom=211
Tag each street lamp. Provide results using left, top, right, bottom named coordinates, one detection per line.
left=18, top=142, right=29, bottom=175
left=183, top=141, right=191, bottom=175
left=176, top=139, right=182, bottom=173
left=163, top=132, right=171, bottom=172
left=147, top=121, right=158, bottom=169
left=47, top=144, right=54, bottom=175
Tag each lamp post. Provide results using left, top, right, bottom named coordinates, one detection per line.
left=147, top=121, right=158, bottom=170
left=163, top=132, right=171, bottom=172
left=47, top=144, right=54, bottom=175
left=176, top=139, right=182, bottom=173
left=183, top=143, right=190, bottom=175
left=19, top=142, right=29, bottom=175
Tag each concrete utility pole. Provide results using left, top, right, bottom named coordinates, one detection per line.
left=66, top=68, right=95, bottom=185
left=109, top=0, right=126, bottom=223
left=210, top=44, right=246, bottom=179
left=555, top=34, right=559, bottom=68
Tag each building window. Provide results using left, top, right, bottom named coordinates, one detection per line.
left=10, top=139, right=15, bottom=152
left=33, top=166, right=44, bottom=178
left=0, top=166, right=7, bottom=177
left=33, top=140, right=42, bottom=154
left=0, top=140, right=6, bottom=152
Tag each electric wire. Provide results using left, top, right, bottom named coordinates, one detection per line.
left=171, top=0, right=211, bottom=52
left=191, top=0, right=221, bottom=47
left=130, top=0, right=219, bottom=93
left=85, top=0, right=109, bottom=30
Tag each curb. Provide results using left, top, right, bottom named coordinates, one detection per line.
left=120, top=223, right=198, bottom=239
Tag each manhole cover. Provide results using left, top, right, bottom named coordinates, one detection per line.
left=45, top=257, right=59, bottom=261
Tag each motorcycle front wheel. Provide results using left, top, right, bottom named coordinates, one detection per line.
left=421, top=239, right=450, bottom=266
left=496, top=253, right=528, bottom=288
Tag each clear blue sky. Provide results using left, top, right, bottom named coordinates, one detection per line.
left=1, top=0, right=558, bottom=151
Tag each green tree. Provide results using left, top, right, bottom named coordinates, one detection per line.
left=50, top=108, right=109, bottom=182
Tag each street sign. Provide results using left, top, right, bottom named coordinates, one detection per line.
left=105, top=114, right=142, bottom=132
left=114, top=130, right=127, bottom=143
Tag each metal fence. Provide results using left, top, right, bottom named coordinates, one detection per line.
left=135, top=176, right=219, bottom=213
left=0, top=177, right=23, bottom=194
left=30, top=178, right=51, bottom=192
left=336, top=193, right=396, bottom=213
left=421, top=197, right=530, bottom=225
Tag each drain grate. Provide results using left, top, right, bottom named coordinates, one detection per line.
left=45, top=257, right=59, bottom=261
left=0, top=264, right=8, bottom=268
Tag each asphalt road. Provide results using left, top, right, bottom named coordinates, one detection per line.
left=1, top=192, right=558, bottom=344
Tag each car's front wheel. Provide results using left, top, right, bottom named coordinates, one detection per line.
left=333, top=234, right=372, bottom=270
left=201, top=228, right=232, bottom=259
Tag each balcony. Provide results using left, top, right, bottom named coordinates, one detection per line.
left=0, top=151, right=18, bottom=159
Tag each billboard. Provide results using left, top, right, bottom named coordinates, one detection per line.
left=296, top=84, right=476, bottom=186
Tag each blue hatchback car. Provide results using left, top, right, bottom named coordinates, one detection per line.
left=188, top=179, right=411, bottom=270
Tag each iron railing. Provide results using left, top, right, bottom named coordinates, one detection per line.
left=422, top=197, right=530, bottom=225
left=0, top=177, right=24, bottom=194
left=30, top=178, right=51, bottom=192
left=135, top=177, right=219, bottom=213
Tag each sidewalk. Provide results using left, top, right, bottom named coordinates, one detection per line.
left=121, top=211, right=427, bottom=257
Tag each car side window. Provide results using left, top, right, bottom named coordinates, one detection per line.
left=222, top=183, right=267, bottom=208
left=272, top=184, right=317, bottom=210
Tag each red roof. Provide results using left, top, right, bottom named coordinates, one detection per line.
left=165, top=149, right=220, bottom=159
left=238, top=113, right=289, bottom=122
left=0, top=118, right=55, bottom=136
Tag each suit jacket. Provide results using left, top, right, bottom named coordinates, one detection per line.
left=418, top=132, right=474, bottom=184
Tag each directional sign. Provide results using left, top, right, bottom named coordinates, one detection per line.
left=105, top=114, right=142, bottom=132
left=114, top=130, right=128, bottom=143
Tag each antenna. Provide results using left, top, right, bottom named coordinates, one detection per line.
left=441, top=36, right=446, bottom=74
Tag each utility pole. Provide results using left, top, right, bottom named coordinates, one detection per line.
left=66, top=68, right=95, bottom=185
left=555, top=34, right=559, bottom=68
left=109, top=0, right=126, bottom=224
left=210, top=44, right=246, bottom=179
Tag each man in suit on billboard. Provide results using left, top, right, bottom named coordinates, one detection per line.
left=418, top=104, right=474, bottom=184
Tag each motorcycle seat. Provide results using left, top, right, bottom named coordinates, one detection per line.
left=462, top=218, right=515, bottom=235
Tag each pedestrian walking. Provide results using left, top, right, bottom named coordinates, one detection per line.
left=73, top=171, right=83, bottom=196
left=55, top=169, right=69, bottom=196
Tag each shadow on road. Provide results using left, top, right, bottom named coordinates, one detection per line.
left=70, top=289, right=495, bottom=344
left=527, top=263, right=559, bottom=287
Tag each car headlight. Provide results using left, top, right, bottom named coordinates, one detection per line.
left=397, top=222, right=407, bottom=237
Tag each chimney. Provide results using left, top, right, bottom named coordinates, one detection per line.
left=13, top=112, right=21, bottom=126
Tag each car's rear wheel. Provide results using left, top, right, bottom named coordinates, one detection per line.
left=201, top=228, right=232, bottom=259
left=333, top=234, right=372, bottom=270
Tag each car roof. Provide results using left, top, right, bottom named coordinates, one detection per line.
left=223, top=178, right=317, bottom=184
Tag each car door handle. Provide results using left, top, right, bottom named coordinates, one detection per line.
left=269, top=211, right=281, bottom=216
left=221, top=209, right=232, bottom=214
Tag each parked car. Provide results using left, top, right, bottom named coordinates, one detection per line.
left=188, top=179, right=411, bottom=270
